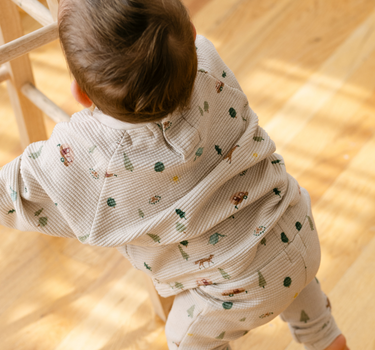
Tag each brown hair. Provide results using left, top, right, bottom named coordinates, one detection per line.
left=59, top=0, right=197, bottom=123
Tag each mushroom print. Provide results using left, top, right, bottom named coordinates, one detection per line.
left=196, top=278, right=213, bottom=286
left=221, top=288, right=246, bottom=297
left=230, top=191, right=248, bottom=209
left=216, top=80, right=224, bottom=93
left=60, top=144, right=74, bottom=167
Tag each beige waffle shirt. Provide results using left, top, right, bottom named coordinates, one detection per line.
left=0, top=35, right=302, bottom=297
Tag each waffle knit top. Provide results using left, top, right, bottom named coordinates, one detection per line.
left=0, top=35, right=302, bottom=297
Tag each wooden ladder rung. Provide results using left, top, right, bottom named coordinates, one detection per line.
left=11, top=0, right=54, bottom=26
left=0, top=65, right=10, bottom=83
left=21, top=83, right=70, bottom=124
left=0, top=22, right=58, bottom=66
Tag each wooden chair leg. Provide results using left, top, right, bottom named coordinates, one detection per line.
left=0, top=0, right=47, bottom=149
left=46, top=0, right=59, bottom=21
left=142, top=274, right=175, bottom=322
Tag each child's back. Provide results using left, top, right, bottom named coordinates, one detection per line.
left=0, top=1, right=347, bottom=349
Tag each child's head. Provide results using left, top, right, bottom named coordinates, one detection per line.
left=58, top=0, right=197, bottom=123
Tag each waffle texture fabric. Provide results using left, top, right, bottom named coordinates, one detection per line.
left=165, top=189, right=341, bottom=350
left=1, top=35, right=304, bottom=298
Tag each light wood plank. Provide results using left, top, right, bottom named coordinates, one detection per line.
left=11, top=0, right=54, bottom=26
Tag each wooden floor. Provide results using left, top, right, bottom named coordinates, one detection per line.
left=1, top=0, right=375, bottom=349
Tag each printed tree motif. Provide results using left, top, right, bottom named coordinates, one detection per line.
left=176, top=209, right=186, bottom=220
left=222, top=302, right=233, bottom=310
left=194, top=147, right=204, bottom=161
left=253, top=136, right=265, bottom=142
left=215, top=145, right=222, bottom=156
left=300, top=310, right=310, bottom=323
left=198, top=106, right=204, bottom=116
left=107, top=198, right=116, bottom=208
left=216, top=332, right=225, bottom=340
left=154, top=162, right=165, bottom=173
left=198, top=69, right=207, bottom=73
left=187, top=305, right=195, bottom=318
left=229, top=108, right=237, bottom=119
left=180, top=240, right=189, bottom=247
left=89, top=145, right=97, bottom=154
left=35, top=208, right=44, bottom=216
left=239, top=170, right=248, bottom=176
left=273, top=188, right=282, bottom=198
left=261, top=237, right=267, bottom=246
left=284, top=277, right=292, bottom=288
left=258, top=271, right=267, bottom=288
left=204, top=101, right=209, bottom=113
left=144, top=262, right=152, bottom=271
left=281, top=232, right=289, bottom=243
left=9, top=187, right=17, bottom=202
left=315, top=277, right=319, bottom=284
left=178, top=245, right=189, bottom=261
left=271, top=159, right=284, bottom=165
left=29, top=146, right=43, bottom=159
left=123, top=152, right=134, bottom=172
left=239, top=317, right=246, bottom=322
left=218, top=268, right=231, bottom=280
left=138, top=209, right=145, bottom=219
left=176, top=222, right=187, bottom=234
left=306, top=215, right=314, bottom=230
left=170, top=282, right=184, bottom=290
left=296, top=222, right=302, bottom=231
left=243, top=331, right=249, bottom=336
left=222, top=71, right=227, bottom=78
left=38, top=217, right=48, bottom=227
left=8, top=209, right=15, bottom=214
left=209, top=233, right=226, bottom=245
left=147, top=233, right=161, bottom=243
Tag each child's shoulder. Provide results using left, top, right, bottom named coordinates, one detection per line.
left=195, top=35, right=243, bottom=93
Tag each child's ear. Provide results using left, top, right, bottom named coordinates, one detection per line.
left=71, top=79, right=92, bottom=108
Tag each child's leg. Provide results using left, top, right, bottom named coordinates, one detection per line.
left=280, top=277, right=342, bottom=350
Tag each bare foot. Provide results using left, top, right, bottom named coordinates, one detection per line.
left=324, top=335, right=349, bottom=350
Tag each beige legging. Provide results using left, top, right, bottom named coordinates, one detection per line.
left=165, top=204, right=341, bottom=350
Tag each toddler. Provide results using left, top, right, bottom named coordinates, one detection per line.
left=0, top=0, right=348, bottom=349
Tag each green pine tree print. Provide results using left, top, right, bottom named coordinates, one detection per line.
left=208, top=233, right=226, bottom=245
left=78, top=234, right=90, bottom=243
left=178, top=245, right=189, bottom=261
left=306, top=215, right=314, bottom=230
left=261, top=237, right=267, bottom=246
left=222, top=71, right=227, bottom=78
left=187, top=305, right=195, bottom=318
left=144, top=262, right=152, bottom=271
left=107, top=198, right=116, bottom=208
left=284, top=277, right=292, bottom=288
left=89, top=145, right=97, bottom=154
left=296, top=222, right=302, bottom=231
left=123, top=152, right=134, bottom=172
left=7, top=209, right=15, bottom=214
left=180, top=240, right=189, bottom=247
left=300, top=310, right=310, bottom=323
left=194, top=147, right=204, bottom=161
left=253, top=136, right=265, bottom=142
left=222, top=302, right=233, bottom=310
left=176, top=209, right=186, bottom=220
left=176, top=222, right=186, bottom=233
left=34, top=208, right=44, bottom=216
left=271, top=159, right=284, bottom=165
left=204, top=101, right=209, bottom=113
left=154, top=162, right=165, bottom=173
left=281, top=232, right=289, bottom=243
left=239, top=317, right=246, bottom=322
left=215, top=145, right=222, bottom=156
left=243, top=331, right=249, bottom=336
left=9, top=187, right=17, bottom=201
left=216, top=332, right=225, bottom=340
left=229, top=108, right=237, bottom=119
left=198, top=106, right=204, bottom=116
left=218, top=268, right=231, bottom=280
left=138, top=209, right=145, bottom=219
left=171, top=282, right=184, bottom=290
left=258, top=271, right=267, bottom=288
left=38, top=217, right=48, bottom=227
left=315, top=277, right=319, bottom=284
left=147, top=233, right=161, bottom=243
left=273, top=188, right=281, bottom=198
left=29, top=146, right=43, bottom=159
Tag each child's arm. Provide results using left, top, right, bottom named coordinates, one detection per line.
left=0, top=141, right=76, bottom=238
